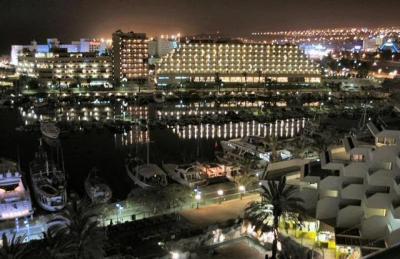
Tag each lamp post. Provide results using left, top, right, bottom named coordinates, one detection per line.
left=24, top=218, right=30, bottom=242
left=239, top=185, right=246, bottom=200
left=116, top=203, right=124, bottom=223
left=217, top=189, right=224, bottom=204
left=195, top=192, right=202, bottom=209
left=15, top=218, right=19, bottom=232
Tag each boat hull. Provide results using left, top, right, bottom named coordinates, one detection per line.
left=84, top=174, right=112, bottom=203
left=32, top=184, right=67, bottom=212
left=163, top=163, right=207, bottom=188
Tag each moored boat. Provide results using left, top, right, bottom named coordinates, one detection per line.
left=40, top=122, right=60, bottom=139
left=0, top=159, right=33, bottom=220
left=153, top=92, right=165, bottom=103
left=29, top=142, right=67, bottom=212
left=162, top=163, right=208, bottom=188
left=125, top=157, right=168, bottom=189
left=217, top=136, right=292, bottom=168
left=84, top=169, right=112, bottom=203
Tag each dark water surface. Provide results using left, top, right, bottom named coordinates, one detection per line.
left=0, top=108, right=217, bottom=200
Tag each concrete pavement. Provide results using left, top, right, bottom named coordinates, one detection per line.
left=179, top=194, right=260, bottom=227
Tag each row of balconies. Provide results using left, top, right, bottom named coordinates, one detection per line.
left=163, top=58, right=312, bottom=63
left=182, top=44, right=298, bottom=49
left=315, top=130, right=400, bottom=244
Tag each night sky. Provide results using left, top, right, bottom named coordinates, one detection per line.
left=0, top=0, right=399, bottom=54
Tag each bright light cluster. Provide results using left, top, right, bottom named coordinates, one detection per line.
left=112, top=31, right=148, bottom=80
left=252, top=27, right=400, bottom=45
left=156, top=43, right=321, bottom=84
left=16, top=53, right=112, bottom=83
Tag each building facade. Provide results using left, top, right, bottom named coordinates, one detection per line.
left=112, top=30, right=148, bottom=83
left=155, top=42, right=321, bottom=86
left=16, top=51, right=112, bottom=87
left=148, top=38, right=178, bottom=63
left=315, top=122, right=400, bottom=247
left=11, top=38, right=110, bottom=66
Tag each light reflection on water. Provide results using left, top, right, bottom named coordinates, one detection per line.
left=167, top=118, right=306, bottom=140
left=112, top=118, right=306, bottom=147
left=18, top=104, right=305, bottom=146
left=114, top=128, right=150, bottom=147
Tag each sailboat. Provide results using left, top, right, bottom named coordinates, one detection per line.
left=29, top=140, right=67, bottom=212
left=40, top=121, right=60, bottom=139
left=125, top=124, right=167, bottom=189
left=84, top=168, right=112, bottom=204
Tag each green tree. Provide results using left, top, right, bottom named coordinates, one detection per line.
left=129, top=184, right=192, bottom=214
left=27, top=79, right=40, bottom=90
left=29, top=226, right=76, bottom=259
left=264, top=135, right=279, bottom=162
left=50, top=199, right=105, bottom=259
left=0, top=233, right=29, bottom=259
left=245, top=177, right=304, bottom=259
left=233, top=158, right=258, bottom=193
left=242, top=71, right=248, bottom=92
left=215, top=72, right=222, bottom=93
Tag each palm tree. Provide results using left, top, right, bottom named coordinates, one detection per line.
left=233, top=158, right=258, bottom=196
left=242, top=72, right=248, bottom=92
left=0, top=233, right=29, bottom=259
left=264, top=135, right=279, bottom=163
left=214, top=72, right=221, bottom=93
left=245, top=177, right=304, bottom=259
left=37, top=226, right=76, bottom=259
left=257, top=70, right=262, bottom=85
left=50, top=198, right=105, bottom=259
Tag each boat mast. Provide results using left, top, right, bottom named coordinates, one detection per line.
left=146, top=123, right=150, bottom=165
left=16, top=145, right=21, bottom=172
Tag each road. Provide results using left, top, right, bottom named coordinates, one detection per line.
left=20, top=85, right=330, bottom=96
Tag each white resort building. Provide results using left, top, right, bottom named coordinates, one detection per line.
left=155, top=42, right=321, bottom=86
left=314, top=122, right=400, bottom=250
left=16, top=51, right=112, bottom=87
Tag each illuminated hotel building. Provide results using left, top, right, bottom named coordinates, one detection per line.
left=112, top=30, right=149, bottom=83
left=11, top=38, right=111, bottom=66
left=155, top=42, right=321, bottom=86
left=16, top=51, right=112, bottom=87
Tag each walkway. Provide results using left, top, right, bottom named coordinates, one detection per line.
left=180, top=194, right=260, bottom=227
left=180, top=194, right=337, bottom=259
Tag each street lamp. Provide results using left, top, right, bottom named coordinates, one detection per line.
left=170, top=251, right=181, bottom=259
left=239, top=185, right=246, bottom=200
left=116, top=203, right=124, bottom=222
left=195, top=192, right=202, bottom=209
left=217, top=189, right=224, bottom=204
left=24, top=218, right=30, bottom=242
left=15, top=218, right=19, bottom=232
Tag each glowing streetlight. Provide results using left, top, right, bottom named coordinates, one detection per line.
left=217, top=189, right=224, bottom=204
left=170, top=251, right=180, bottom=259
left=116, top=203, right=124, bottom=222
left=239, top=185, right=246, bottom=199
left=24, top=218, right=30, bottom=242
left=195, top=192, right=202, bottom=209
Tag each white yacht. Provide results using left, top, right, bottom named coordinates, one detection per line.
left=40, top=122, right=60, bottom=139
left=218, top=136, right=292, bottom=168
left=125, top=157, right=168, bottom=189
left=30, top=144, right=67, bottom=212
left=162, top=163, right=208, bottom=188
left=196, top=162, right=237, bottom=180
left=84, top=169, right=112, bottom=204
left=153, top=92, right=165, bottom=103
left=0, top=159, right=33, bottom=220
